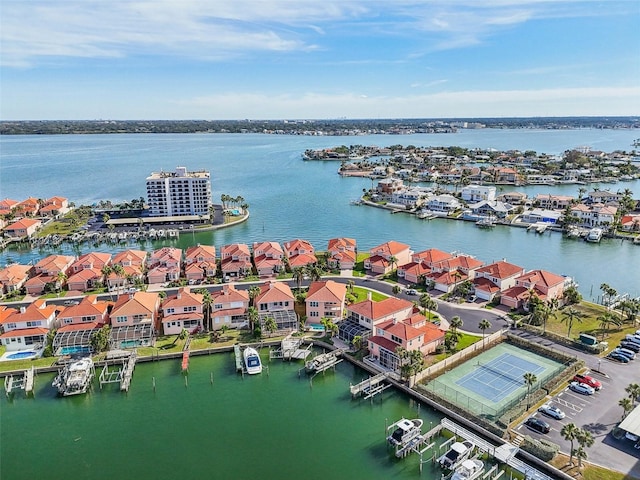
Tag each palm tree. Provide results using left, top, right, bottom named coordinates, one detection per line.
left=248, top=285, right=261, bottom=306
left=597, top=311, right=621, bottom=339
left=195, top=288, right=212, bottom=331
left=478, top=318, right=491, bottom=349
left=292, top=266, right=305, bottom=291
left=625, top=383, right=640, bottom=403
left=575, top=429, right=594, bottom=463
left=246, top=306, right=259, bottom=333
left=561, top=423, right=579, bottom=466
left=306, top=264, right=323, bottom=282
left=347, top=280, right=355, bottom=294
left=619, top=397, right=634, bottom=420
left=352, top=335, right=363, bottom=352
left=56, top=271, right=67, bottom=293
left=573, top=446, right=587, bottom=468
left=262, top=316, right=277, bottom=338
left=561, top=307, right=586, bottom=339
left=388, top=255, right=398, bottom=274
left=449, top=316, right=463, bottom=334
left=523, top=372, right=538, bottom=409
left=419, top=294, right=438, bottom=320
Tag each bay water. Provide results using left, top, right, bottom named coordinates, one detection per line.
left=1, top=129, right=639, bottom=298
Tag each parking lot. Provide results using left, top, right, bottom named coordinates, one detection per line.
left=515, top=355, right=640, bottom=477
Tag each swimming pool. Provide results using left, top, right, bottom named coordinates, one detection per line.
left=58, top=346, right=91, bottom=356
left=120, top=339, right=142, bottom=348
left=6, top=351, right=38, bottom=360
left=308, top=324, right=325, bottom=332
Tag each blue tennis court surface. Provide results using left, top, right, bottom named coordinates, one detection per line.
left=455, top=353, right=546, bottom=403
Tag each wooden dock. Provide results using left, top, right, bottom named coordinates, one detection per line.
left=234, top=344, right=244, bottom=373
left=350, top=372, right=391, bottom=400
left=270, top=336, right=312, bottom=361
left=120, top=351, right=137, bottom=391
left=98, top=350, right=137, bottom=392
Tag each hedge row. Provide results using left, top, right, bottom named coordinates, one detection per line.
left=520, top=435, right=560, bottom=462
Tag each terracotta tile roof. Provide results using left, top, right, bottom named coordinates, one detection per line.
left=283, top=239, right=315, bottom=255
left=0, top=199, right=19, bottom=209
left=398, top=261, right=431, bottom=277
left=517, top=269, right=565, bottom=288
left=327, top=237, right=356, bottom=252
left=163, top=288, right=203, bottom=308
left=35, top=254, right=75, bottom=274
left=377, top=319, right=424, bottom=341
left=72, top=252, right=112, bottom=269
left=5, top=218, right=41, bottom=230
left=427, top=270, right=466, bottom=286
left=211, top=285, right=249, bottom=304
left=432, top=255, right=484, bottom=271
left=256, top=281, right=294, bottom=303
left=370, top=240, right=410, bottom=257
left=306, top=280, right=347, bottom=303
left=1, top=327, right=49, bottom=338
left=287, top=253, right=317, bottom=267
left=112, top=249, right=147, bottom=265
left=348, top=297, right=413, bottom=321
left=411, top=248, right=452, bottom=264
left=112, top=291, right=159, bottom=316
left=161, top=312, right=203, bottom=323
left=67, top=268, right=102, bottom=283
left=253, top=241, right=284, bottom=257
left=368, top=335, right=401, bottom=353
left=475, top=260, right=524, bottom=279
left=24, top=274, right=53, bottom=287
left=59, top=297, right=110, bottom=318
left=2, top=301, right=57, bottom=324
left=418, top=322, right=446, bottom=343
left=211, top=307, right=246, bottom=318
left=329, top=250, right=356, bottom=264
left=221, top=243, right=251, bottom=258
left=0, top=264, right=32, bottom=284
left=473, top=277, right=501, bottom=293
left=185, top=244, right=216, bottom=261
left=367, top=255, right=389, bottom=268
left=149, top=247, right=182, bottom=265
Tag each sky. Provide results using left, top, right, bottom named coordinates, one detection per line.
left=1, top=0, right=639, bottom=120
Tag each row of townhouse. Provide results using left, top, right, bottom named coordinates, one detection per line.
left=0, top=237, right=359, bottom=296
left=1, top=196, right=70, bottom=235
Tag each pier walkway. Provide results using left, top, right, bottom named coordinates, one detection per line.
left=270, top=336, right=312, bottom=361
left=98, top=350, right=137, bottom=392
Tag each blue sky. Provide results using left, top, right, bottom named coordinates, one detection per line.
left=1, top=0, right=639, bottom=120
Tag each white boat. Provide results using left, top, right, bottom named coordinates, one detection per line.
left=475, top=217, right=495, bottom=228
left=52, top=358, right=95, bottom=396
left=585, top=227, right=603, bottom=243
left=438, top=440, right=474, bottom=469
left=304, top=351, right=342, bottom=373
left=386, top=418, right=424, bottom=446
left=451, top=459, right=484, bottom=480
left=243, top=347, right=262, bottom=375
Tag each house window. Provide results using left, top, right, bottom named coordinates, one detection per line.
left=309, top=301, right=319, bottom=307
left=64, top=318, right=73, bottom=324
left=5, top=323, right=16, bottom=329
left=116, top=316, right=128, bottom=323
left=391, top=335, right=402, bottom=344
left=166, top=308, right=175, bottom=314
left=81, top=316, right=96, bottom=323
left=214, top=304, right=223, bottom=310
left=26, top=321, right=42, bottom=327
left=310, top=311, right=318, bottom=317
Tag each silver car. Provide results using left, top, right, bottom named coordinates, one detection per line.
left=538, top=403, right=566, bottom=420
left=569, top=381, right=595, bottom=395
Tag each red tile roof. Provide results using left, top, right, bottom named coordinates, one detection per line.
left=475, top=260, right=524, bottom=279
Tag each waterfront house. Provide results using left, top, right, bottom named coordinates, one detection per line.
left=220, top=243, right=252, bottom=279
left=0, top=299, right=57, bottom=352
left=327, top=237, right=357, bottom=270
left=473, top=260, right=526, bottom=302
left=39, top=196, right=70, bottom=217
left=252, top=241, right=284, bottom=277
left=25, top=254, right=75, bottom=295
left=367, top=313, right=446, bottom=371
left=426, top=194, right=461, bottom=214
left=53, top=296, right=111, bottom=352
left=497, top=191, right=528, bottom=205
left=3, top=218, right=41, bottom=239
left=147, top=247, right=182, bottom=284
left=486, top=166, right=520, bottom=184
left=210, top=284, right=250, bottom=330
left=70, top=252, right=111, bottom=274
left=108, top=249, right=147, bottom=290
left=0, top=263, right=32, bottom=294
left=570, top=203, right=617, bottom=228
left=460, top=185, right=496, bottom=203
left=390, top=188, right=427, bottom=208
left=376, top=177, right=403, bottom=195
left=184, top=244, right=217, bottom=282
left=398, top=248, right=453, bottom=284
left=161, top=287, right=204, bottom=335
left=520, top=209, right=562, bottom=225
left=67, top=268, right=103, bottom=292
left=283, top=239, right=317, bottom=269
left=364, top=240, right=411, bottom=275
left=305, top=280, right=347, bottom=324
left=534, top=194, right=574, bottom=210
left=501, top=269, right=567, bottom=310
left=15, top=197, right=40, bottom=216
left=109, top=291, right=161, bottom=348
left=254, top=281, right=297, bottom=333
left=586, top=190, right=622, bottom=205
left=0, top=198, right=19, bottom=217
left=426, top=254, right=485, bottom=293
left=620, top=214, right=640, bottom=232
left=467, top=200, right=513, bottom=219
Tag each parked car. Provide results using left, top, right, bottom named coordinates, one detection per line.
left=572, top=374, right=602, bottom=391
left=613, top=347, right=636, bottom=360
left=538, top=403, right=566, bottom=420
left=620, top=341, right=640, bottom=353
left=624, top=335, right=640, bottom=346
left=608, top=351, right=630, bottom=363
left=405, top=288, right=418, bottom=295
left=525, top=417, right=550, bottom=434
left=569, top=381, right=596, bottom=395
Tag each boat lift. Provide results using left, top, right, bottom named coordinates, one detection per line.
left=350, top=372, right=392, bottom=401
left=98, top=350, right=137, bottom=392
left=4, top=366, right=35, bottom=397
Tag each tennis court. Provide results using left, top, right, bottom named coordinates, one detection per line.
left=422, top=342, right=565, bottom=419
left=455, top=353, right=546, bottom=403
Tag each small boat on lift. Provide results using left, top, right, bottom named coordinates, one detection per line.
left=386, top=418, right=424, bottom=447
left=451, top=459, right=484, bottom=480
left=438, top=440, right=474, bottom=470
left=52, top=358, right=95, bottom=396
left=243, top=347, right=262, bottom=375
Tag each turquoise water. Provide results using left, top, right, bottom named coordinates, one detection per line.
left=5, top=351, right=37, bottom=360
left=1, top=129, right=639, bottom=298
left=57, top=345, right=91, bottom=355
left=1, top=352, right=446, bottom=480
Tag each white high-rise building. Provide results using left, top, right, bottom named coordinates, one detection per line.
left=146, top=167, right=212, bottom=217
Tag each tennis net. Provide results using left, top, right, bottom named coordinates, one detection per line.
left=477, top=362, right=524, bottom=385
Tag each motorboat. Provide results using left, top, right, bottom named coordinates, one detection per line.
left=52, top=358, right=95, bottom=396
left=386, top=418, right=424, bottom=446
left=438, top=440, right=474, bottom=469
left=451, top=459, right=484, bottom=480
left=243, top=347, right=262, bottom=375
left=585, top=227, right=603, bottom=243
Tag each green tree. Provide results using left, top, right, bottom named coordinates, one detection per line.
left=90, top=325, right=111, bottom=352
left=352, top=335, right=363, bottom=352
left=292, top=267, right=305, bottom=290
left=574, top=428, right=594, bottom=468
left=246, top=306, right=259, bottom=333
left=195, top=288, right=212, bottom=331
left=561, top=307, right=586, bottom=338
left=572, top=446, right=587, bottom=469
left=563, top=286, right=582, bottom=305
left=625, top=383, right=640, bottom=403
left=597, top=311, right=621, bottom=339
left=263, top=316, right=277, bottom=337
left=561, top=423, right=579, bottom=466
left=420, top=294, right=438, bottom=320
left=523, top=372, right=538, bottom=409
left=449, top=316, right=463, bottom=334
left=619, top=397, right=634, bottom=420
left=248, top=285, right=261, bottom=306
left=392, top=284, right=401, bottom=295
left=478, top=318, right=491, bottom=349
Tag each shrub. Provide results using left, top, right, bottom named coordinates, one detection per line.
left=520, top=435, right=559, bottom=461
